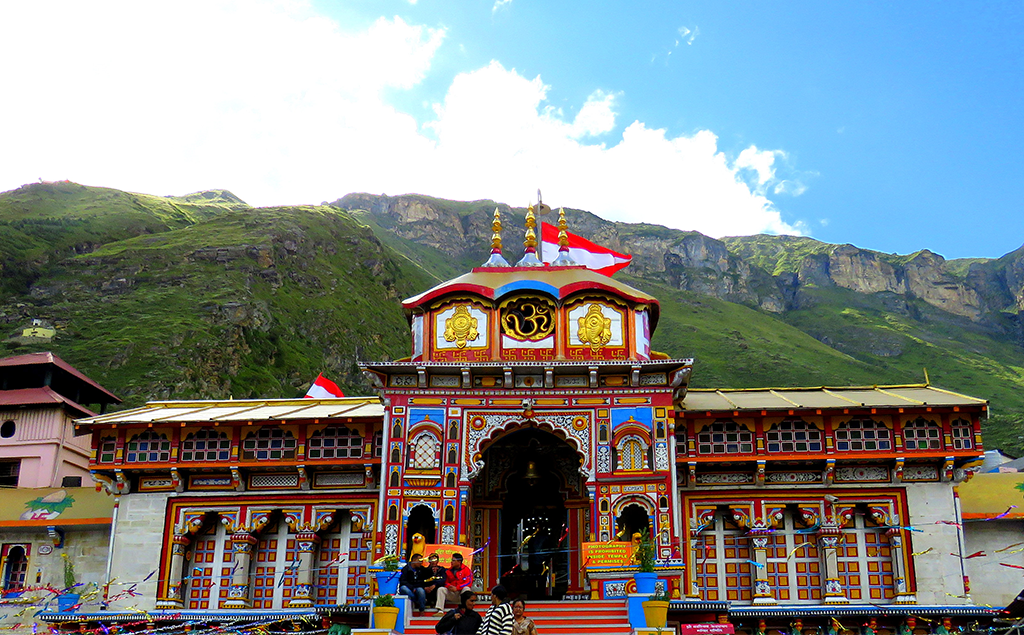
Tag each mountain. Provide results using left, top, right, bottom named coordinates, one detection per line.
left=3, top=183, right=1024, bottom=452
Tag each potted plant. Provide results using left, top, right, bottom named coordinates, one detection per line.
left=642, top=589, right=671, bottom=628
left=57, top=554, right=80, bottom=613
left=633, top=527, right=658, bottom=595
left=373, top=554, right=401, bottom=596
left=372, top=593, right=400, bottom=631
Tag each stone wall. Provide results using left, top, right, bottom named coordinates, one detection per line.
left=903, top=482, right=969, bottom=604
left=105, top=492, right=172, bottom=612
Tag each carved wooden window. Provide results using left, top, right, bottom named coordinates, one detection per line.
left=903, top=417, right=942, bottom=450
left=373, top=430, right=383, bottom=457
left=692, top=512, right=752, bottom=603
left=836, top=514, right=895, bottom=601
left=1, top=544, right=28, bottom=592
left=834, top=418, right=891, bottom=452
left=951, top=418, right=974, bottom=450
left=186, top=522, right=231, bottom=609
left=126, top=430, right=171, bottom=463
left=315, top=515, right=353, bottom=604
left=764, top=511, right=821, bottom=603
left=765, top=419, right=822, bottom=453
left=98, top=436, right=117, bottom=463
left=242, top=428, right=297, bottom=461
left=250, top=519, right=301, bottom=609
left=181, top=429, right=231, bottom=461
left=409, top=433, right=441, bottom=470
left=616, top=435, right=648, bottom=471
left=697, top=420, right=753, bottom=454
left=308, top=426, right=363, bottom=459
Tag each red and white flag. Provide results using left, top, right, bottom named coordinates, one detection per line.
left=540, top=222, right=631, bottom=276
left=304, top=373, right=345, bottom=398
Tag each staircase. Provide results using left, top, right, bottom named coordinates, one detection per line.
left=403, top=599, right=632, bottom=635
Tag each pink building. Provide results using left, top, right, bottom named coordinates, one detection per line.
left=0, top=353, right=120, bottom=488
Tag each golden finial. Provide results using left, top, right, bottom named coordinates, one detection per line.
left=483, top=207, right=510, bottom=267
left=552, top=206, right=577, bottom=266
left=524, top=205, right=537, bottom=251
left=491, top=207, right=503, bottom=253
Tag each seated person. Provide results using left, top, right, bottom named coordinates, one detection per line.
left=421, top=552, right=448, bottom=614
left=435, top=552, right=473, bottom=611
left=398, top=553, right=426, bottom=613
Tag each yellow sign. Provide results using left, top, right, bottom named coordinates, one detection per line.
left=581, top=541, right=633, bottom=567
left=422, top=543, right=474, bottom=567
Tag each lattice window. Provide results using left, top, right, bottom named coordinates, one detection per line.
left=98, top=436, right=117, bottom=463
left=765, top=419, right=822, bottom=453
left=308, top=426, right=364, bottom=460
left=764, top=511, right=821, bottom=603
left=903, top=417, right=942, bottom=450
left=2, top=545, right=28, bottom=592
left=697, top=420, right=753, bottom=455
left=241, top=428, right=297, bottom=461
left=616, top=435, right=649, bottom=471
left=125, top=430, right=171, bottom=463
left=181, top=429, right=231, bottom=462
left=372, top=430, right=383, bottom=457
left=692, top=513, right=752, bottom=603
left=951, top=418, right=974, bottom=450
left=836, top=514, right=895, bottom=601
left=834, top=418, right=891, bottom=452
left=409, top=432, right=441, bottom=470
left=250, top=520, right=302, bottom=609
left=186, top=522, right=232, bottom=610
left=315, top=516, right=352, bottom=604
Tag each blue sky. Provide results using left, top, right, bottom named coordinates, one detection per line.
left=2, top=1, right=1021, bottom=259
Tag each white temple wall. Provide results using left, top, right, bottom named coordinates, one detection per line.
left=106, top=492, right=172, bottom=612
left=964, top=519, right=1024, bottom=608
left=903, top=482, right=969, bottom=604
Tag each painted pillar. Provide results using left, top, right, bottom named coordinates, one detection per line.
left=888, top=528, right=916, bottom=604
left=819, top=529, right=849, bottom=604
left=223, top=532, right=258, bottom=608
left=287, top=532, right=321, bottom=608
left=750, top=533, right=776, bottom=605
left=162, top=533, right=190, bottom=608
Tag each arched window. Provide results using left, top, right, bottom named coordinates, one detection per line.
left=2, top=545, right=28, bottom=593
left=697, top=420, right=753, bottom=454
left=389, top=471, right=400, bottom=487
left=447, top=446, right=457, bottom=464
left=390, top=446, right=401, bottom=464
left=125, top=431, right=171, bottom=463
left=834, top=418, right=891, bottom=452
left=180, top=429, right=231, bottom=461
left=241, top=428, right=296, bottom=461
left=765, top=419, right=822, bottom=453
left=903, top=417, right=942, bottom=451
left=409, top=433, right=441, bottom=470
left=98, top=436, right=117, bottom=463
left=308, top=426, right=363, bottom=459
left=616, top=435, right=648, bottom=471
left=951, top=418, right=974, bottom=450
left=445, top=472, right=456, bottom=488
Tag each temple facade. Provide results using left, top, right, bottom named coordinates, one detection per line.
left=72, top=210, right=996, bottom=630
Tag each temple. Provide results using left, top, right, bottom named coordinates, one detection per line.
left=70, top=208, right=996, bottom=631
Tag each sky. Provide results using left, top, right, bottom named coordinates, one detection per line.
left=1, top=1, right=1022, bottom=260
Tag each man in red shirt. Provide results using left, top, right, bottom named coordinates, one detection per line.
left=434, top=552, right=473, bottom=613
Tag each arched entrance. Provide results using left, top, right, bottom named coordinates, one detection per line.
left=469, top=427, right=589, bottom=599
left=405, top=505, right=436, bottom=558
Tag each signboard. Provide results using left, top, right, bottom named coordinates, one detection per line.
left=421, top=544, right=475, bottom=567
left=679, top=624, right=735, bottom=635
left=581, top=541, right=634, bottom=567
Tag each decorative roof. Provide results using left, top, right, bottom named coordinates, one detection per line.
left=0, top=352, right=120, bottom=405
left=680, top=384, right=987, bottom=413
left=0, top=386, right=97, bottom=418
left=74, top=396, right=383, bottom=429
left=402, top=266, right=660, bottom=327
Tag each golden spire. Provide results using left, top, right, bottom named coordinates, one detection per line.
left=483, top=206, right=510, bottom=267
left=551, top=206, right=577, bottom=266
left=516, top=203, right=543, bottom=266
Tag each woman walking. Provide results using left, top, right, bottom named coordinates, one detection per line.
left=434, top=590, right=482, bottom=634
left=511, top=598, right=538, bottom=635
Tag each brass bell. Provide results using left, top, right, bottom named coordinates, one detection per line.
left=523, top=460, right=542, bottom=485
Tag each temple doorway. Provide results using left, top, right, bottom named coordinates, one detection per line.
left=405, top=505, right=436, bottom=558
left=469, top=427, right=589, bottom=600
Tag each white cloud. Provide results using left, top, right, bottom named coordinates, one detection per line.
left=774, top=180, right=808, bottom=196
left=0, top=2, right=802, bottom=239
left=493, top=0, right=513, bottom=13
left=677, top=26, right=699, bottom=46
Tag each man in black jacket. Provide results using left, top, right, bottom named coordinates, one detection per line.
left=398, top=554, right=427, bottom=614
left=422, top=552, right=448, bottom=615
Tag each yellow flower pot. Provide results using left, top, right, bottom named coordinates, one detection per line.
left=642, top=599, right=670, bottom=628
left=372, top=606, right=400, bottom=632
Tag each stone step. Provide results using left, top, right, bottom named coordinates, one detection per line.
left=402, top=600, right=632, bottom=635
